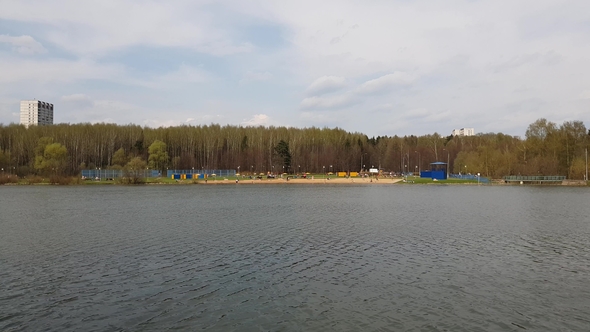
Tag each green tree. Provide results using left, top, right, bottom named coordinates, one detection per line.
left=274, top=140, right=292, bottom=172
left=148, top=140, right=169, bottom=172
left=34, top=143, right=68, bottom=175
left=123, top=157, right=147, bottom=184
left=0, top=150, right=8, bottom=169
left=112, top=148, right=128, bottom=167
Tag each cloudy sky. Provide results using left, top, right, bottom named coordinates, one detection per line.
left=1, top=0, right=589, bottom=136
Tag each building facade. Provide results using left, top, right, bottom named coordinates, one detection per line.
left=20, top=100, right=54, bottom=127
left=451, top=128, right=475, bottom=136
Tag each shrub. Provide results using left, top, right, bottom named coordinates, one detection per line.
left=117, top=176, right=145, bottom=185
left=26, top=176, right=43, bottom=184
left=0, top=175, right=18, bottom=185
left=49, top=175, right=72, bottom=185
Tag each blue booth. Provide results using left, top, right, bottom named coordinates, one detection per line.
left=420, top=162, right=448, bottom=180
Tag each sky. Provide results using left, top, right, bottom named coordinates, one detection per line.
left=0, top=0, right=589, bottom=137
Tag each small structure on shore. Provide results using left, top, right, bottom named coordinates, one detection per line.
left=420, top=162, right=448, bottom=180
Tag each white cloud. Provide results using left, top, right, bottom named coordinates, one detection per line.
left=242, top=114, right=271, bottom=126
left=0, top=57, right=123, bottom=84
left=143, top=119, right=185, bottom=128
left=490, top=52, right=564, bottom=73
left=0, top=34, right=47, bottom=54
left=0, top=1, right=253, bottom=57
left=306, top=76, right=347, bottom=95
left=356, top=73, right=415, bottom=95
left=300, top=94, right=356, bottom=109
left=1, top=0, right=590, bottom=136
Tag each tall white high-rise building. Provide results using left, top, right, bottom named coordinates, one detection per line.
left=451, top=128, right=475, bottom=136
left=20, top=100, right=54, bottom=128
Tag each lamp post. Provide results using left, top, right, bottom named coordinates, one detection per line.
left=323, top=165, right=325, bottom=176
left=237, top=166, right=240, bottom=176
left=330, top=164, right=333, bottom=174
left=298, top=165, right=300, bottom=174
left=415, top=151, right=420, bottom=175
left=443, top=148, right=450, bottom=179
left=251, top=165, right=253, bottom=175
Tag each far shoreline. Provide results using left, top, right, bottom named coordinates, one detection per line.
left=1, top=176, right=588, bottom=186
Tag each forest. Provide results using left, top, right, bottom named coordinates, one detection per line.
left=0, top=118, right=588, bottom=179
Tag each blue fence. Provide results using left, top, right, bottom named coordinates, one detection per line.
left=81, top=169, right=160, bottom=179
left=503, top=175, right=565, bottom=182
left=449, top=174, right=490, bottom=183
left=420, top=170, right=447, bottom=180
left=166, top=169, right=236, bottom=178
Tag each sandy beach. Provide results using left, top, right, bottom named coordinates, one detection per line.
left=200, top=177, right=403, bottom=185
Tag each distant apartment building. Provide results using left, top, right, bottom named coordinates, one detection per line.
left=20, top=100, right=54, bottom=128
left=452, top=128, right=475, bottom=136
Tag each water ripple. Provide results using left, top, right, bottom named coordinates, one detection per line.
left=1, top=185, right=590, bottom=331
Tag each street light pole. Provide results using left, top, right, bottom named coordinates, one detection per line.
left=360, top=153, right=367, bottom=172
left=443, top=148, right=450, bottom=179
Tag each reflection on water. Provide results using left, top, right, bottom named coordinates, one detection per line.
left=1, top=185, right=589, bottom=331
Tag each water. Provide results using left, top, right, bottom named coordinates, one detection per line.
left=1, top=185, right=589, bottom=331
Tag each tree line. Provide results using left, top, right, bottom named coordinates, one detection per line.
left=0, top=118, right=588, bottom=179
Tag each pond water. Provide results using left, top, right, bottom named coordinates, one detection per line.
left=1, top=185, right=589, bottom=331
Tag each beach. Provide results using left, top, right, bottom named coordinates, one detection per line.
left=200, top=176, right=403, bottom=185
